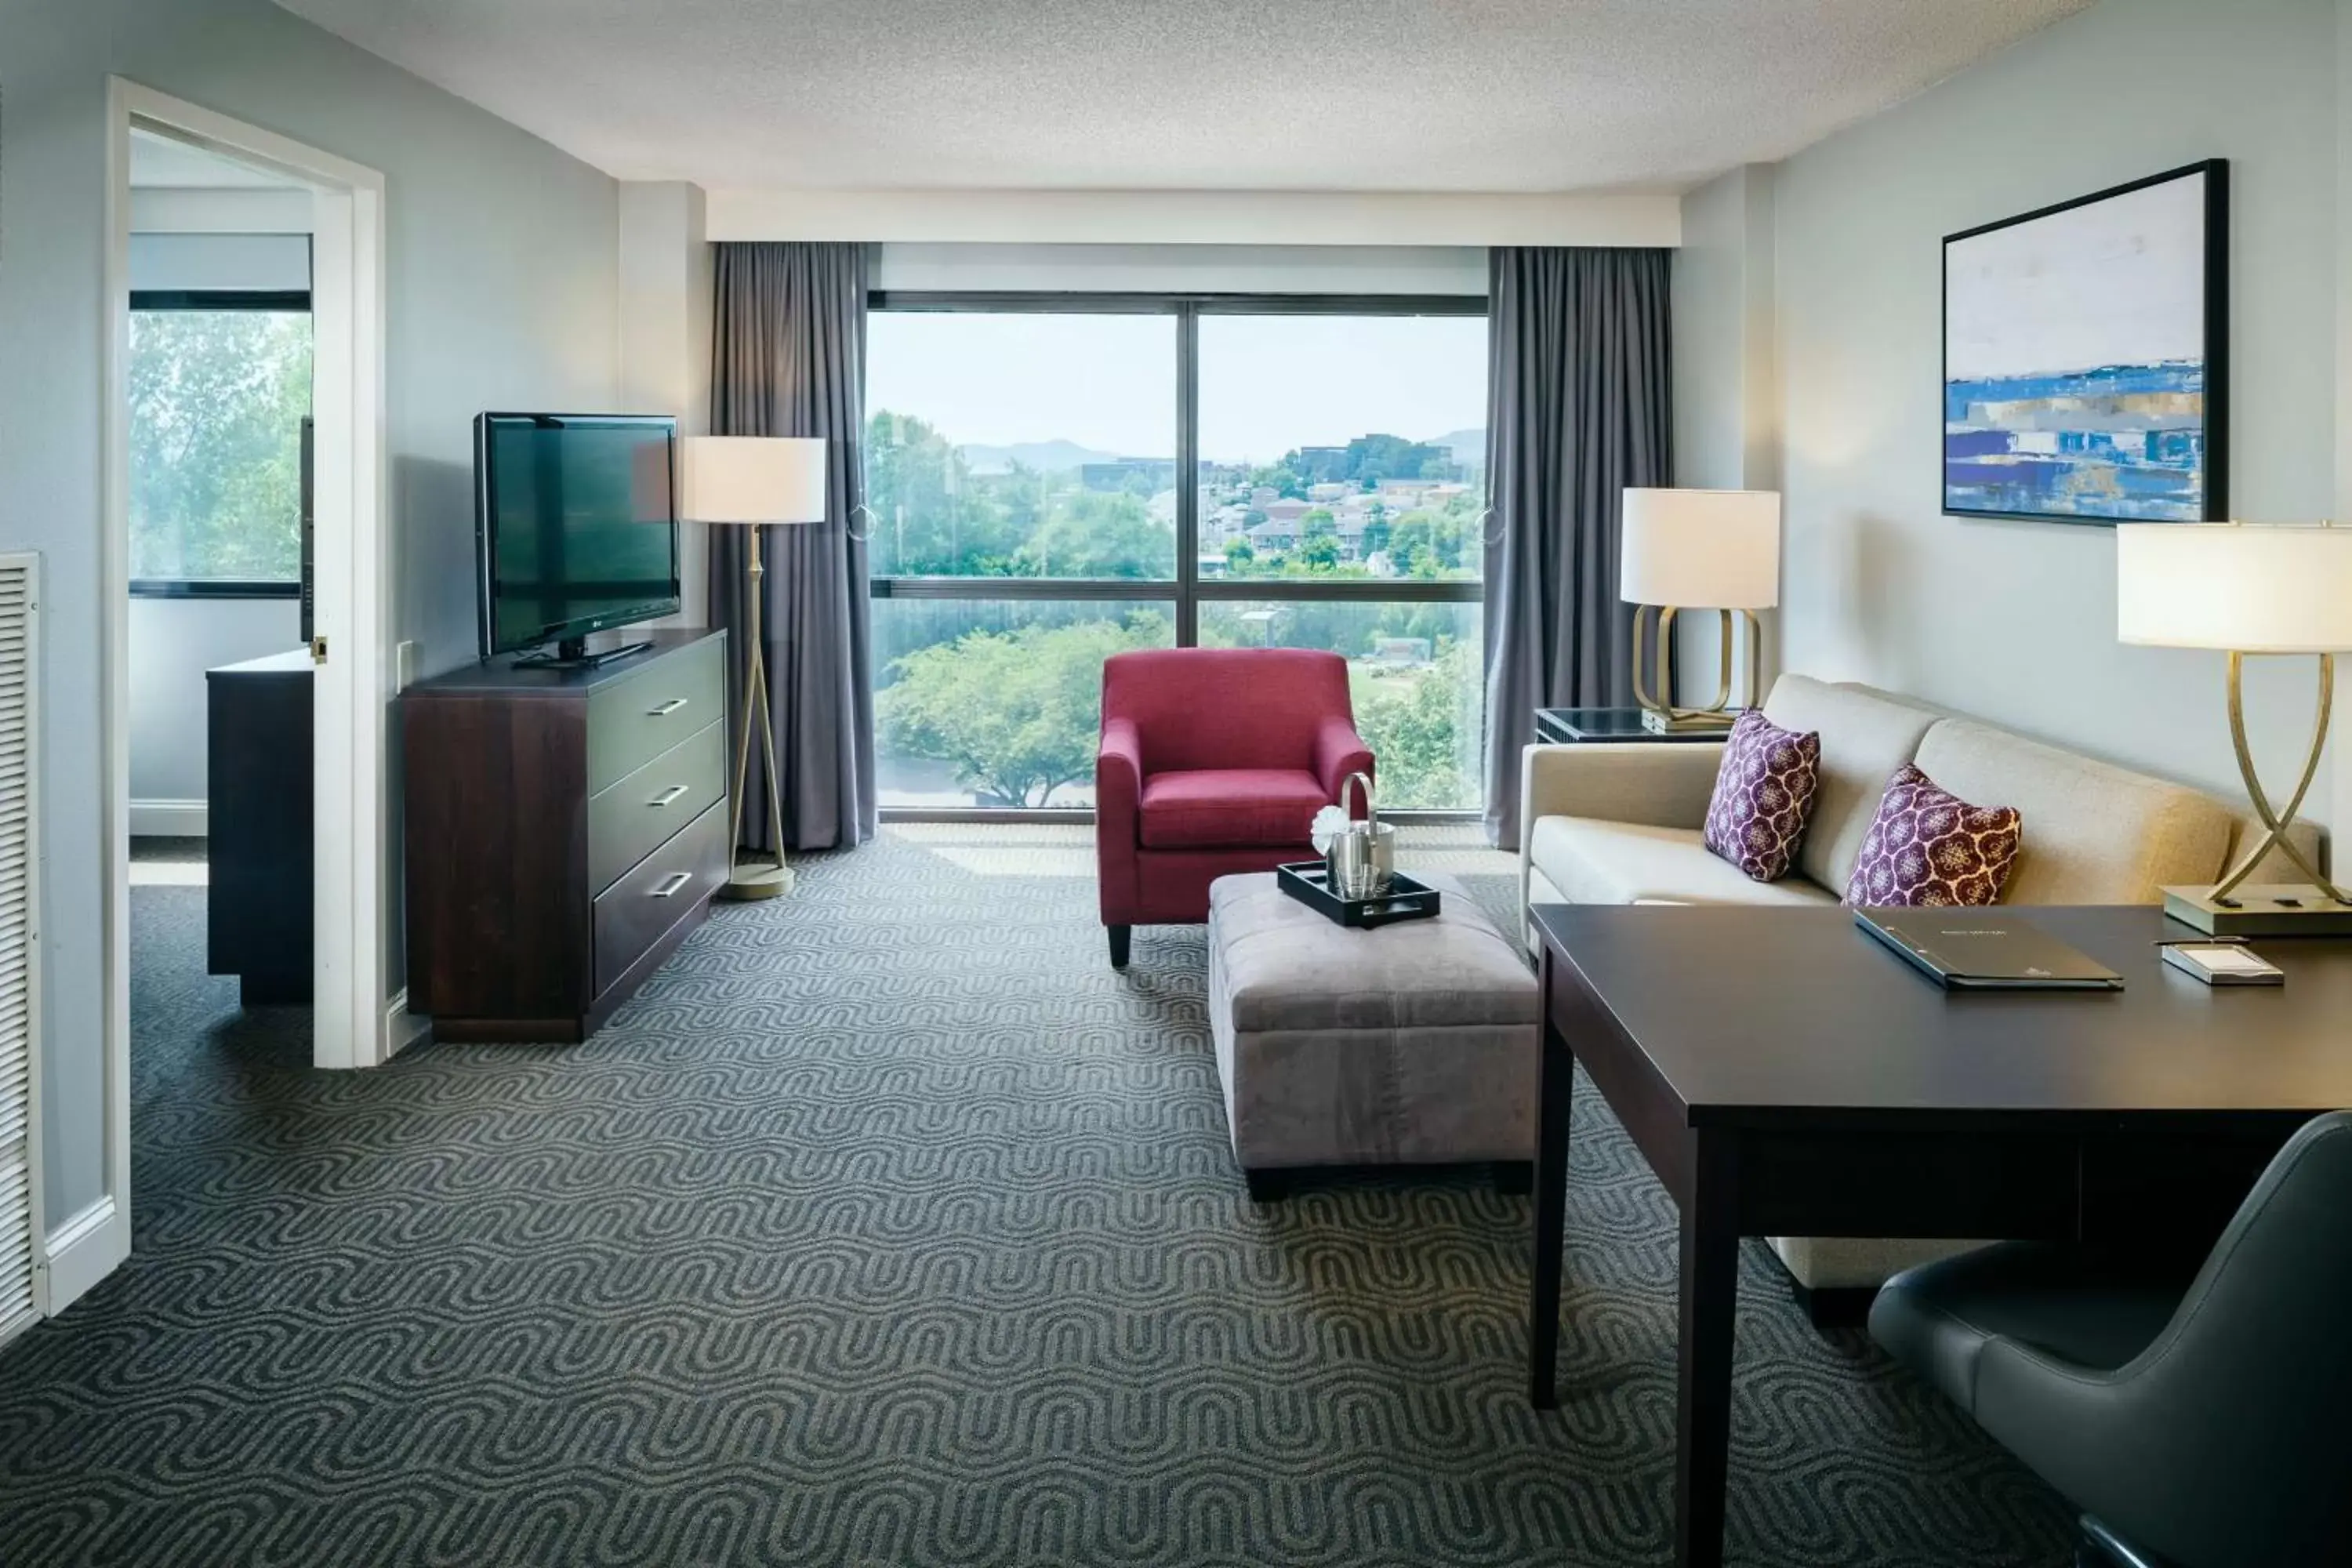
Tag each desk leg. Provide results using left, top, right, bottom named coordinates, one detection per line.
left=1529, top=949, right=1573, bottom=1409
left=1674, top=1129, right=1740, bottom=1568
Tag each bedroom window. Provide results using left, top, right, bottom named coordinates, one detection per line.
left=128, top=291, right=314, bottom=594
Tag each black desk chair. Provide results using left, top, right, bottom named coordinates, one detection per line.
left=1870, top=1111, right=2352, bottom=1568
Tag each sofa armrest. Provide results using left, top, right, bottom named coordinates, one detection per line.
left=1518, top=741, right=1726, bottom=854
left=1311, top=715, right=1375, bottom=808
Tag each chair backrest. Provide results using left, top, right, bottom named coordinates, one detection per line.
left=2085, top=1111, right=2352, bottom=1566
left=1102, top=648, right=1353, bottom=775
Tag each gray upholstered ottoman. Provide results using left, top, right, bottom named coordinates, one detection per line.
left=1206, top=871, right=1539, bottom=1200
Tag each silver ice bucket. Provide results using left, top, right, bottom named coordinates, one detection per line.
left=1324, top=771, right=1396, bottom=901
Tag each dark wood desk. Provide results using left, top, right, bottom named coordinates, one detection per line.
left=1528, top=903, right=2352, bottom=1568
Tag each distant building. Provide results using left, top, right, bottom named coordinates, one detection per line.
left=1081, top=458, right=1178, bottom=492
left=1263, top=499, right=1310, bottom=522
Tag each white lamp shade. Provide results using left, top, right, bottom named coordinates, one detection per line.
left=2117, top=524, right=2352, bottom=652
left=1619, top=488, right=1782, bottom=609
left=678, top=435, right=828, bottom=525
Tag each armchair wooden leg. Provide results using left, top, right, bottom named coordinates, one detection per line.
left=1107, top=924, right=1132, bottom=969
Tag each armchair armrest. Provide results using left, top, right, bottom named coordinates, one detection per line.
left=1098, top=717, right=1144, bottom=842
left=1311, top=714, right=1374, bottom=808
left=1518, top=742, right=1726, bottom=853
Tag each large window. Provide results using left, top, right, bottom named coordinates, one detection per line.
left=867, top=296, right=1486, bottom=814
left=129, top=292, right=314, bottom=587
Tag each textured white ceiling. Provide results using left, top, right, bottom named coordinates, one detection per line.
left=270, top=0, right=2089, bottom=193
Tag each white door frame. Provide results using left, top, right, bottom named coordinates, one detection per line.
left=100, top=87, right=390, bottom=1141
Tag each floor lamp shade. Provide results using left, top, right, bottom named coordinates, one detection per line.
left=2114, top=522, right=2352, bottom=930
left=677, top=434, right=829, bottom=903
left=679, top=435, right=829, bottom=526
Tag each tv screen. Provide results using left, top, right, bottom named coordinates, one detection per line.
left=475, top=412, right=681, bottom=658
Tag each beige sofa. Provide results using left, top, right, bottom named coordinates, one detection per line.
left=1519, top=674, right=2317, bottom=1295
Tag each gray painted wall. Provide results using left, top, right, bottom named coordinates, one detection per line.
left=129, top=598, right=304, bottom=817
left=1669, top=165, right=1780, bottom=703
left=1762, top=0, right=2338, bottom=818
left=1, top=0, right=622, bottom=1229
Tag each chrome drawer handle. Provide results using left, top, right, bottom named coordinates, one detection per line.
left=648, top=871, right=692, bottom=899
left=648, top=783, right=691, bottom=808
left=647, top=697, right=689, bottom=717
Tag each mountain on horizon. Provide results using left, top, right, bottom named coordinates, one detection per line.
left=958, top=438, right=1127, bottom=474
left=1425, top=427, right=1486, bottom=463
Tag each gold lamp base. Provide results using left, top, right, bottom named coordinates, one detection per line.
left=1632, top=604, right=1759, bottom=731
left=717, top=859, right=795, bottom=902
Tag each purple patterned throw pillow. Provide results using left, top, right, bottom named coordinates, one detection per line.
left=1845, top=764, right=2023, bottom=908
left=1701, top=710, right=1823, bottom=883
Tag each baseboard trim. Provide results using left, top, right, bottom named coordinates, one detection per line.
left=129, top=799, right=207, bottom=838
left=382, top=989, right=430, bottom=1060
left=39, top=1194, right=129, bottom=1316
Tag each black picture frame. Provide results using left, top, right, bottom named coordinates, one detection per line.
left=1941, top=159, right=2229, bottom=526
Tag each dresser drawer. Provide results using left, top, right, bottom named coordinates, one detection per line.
left=593, top=797, right=728, bottom=996
left=587, top=634, right=727, bottom=796
left=588, top=720, right=726, bottom=895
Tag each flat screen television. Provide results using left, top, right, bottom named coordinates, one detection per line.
left=474, top=412, right=681, bottom=664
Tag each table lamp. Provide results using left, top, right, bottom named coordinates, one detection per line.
left=2117, top=521, right=2352, bottom=934
left=679, top=434, right=829, bottom=901
left=1619, top=488, right=1781, bottom=734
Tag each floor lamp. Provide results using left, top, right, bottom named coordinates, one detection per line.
left=679, top=435, right=829, bottom=902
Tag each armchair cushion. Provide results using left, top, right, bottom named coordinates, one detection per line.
left=1140, top=768, right=1330, bottom=850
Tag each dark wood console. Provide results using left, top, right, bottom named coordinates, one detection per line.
left=401, top=628, right=731, bottom=1042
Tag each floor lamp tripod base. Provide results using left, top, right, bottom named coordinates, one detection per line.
left=720, top=860, right=794, bottom=902
left=717, top=523, right=796, bottom=906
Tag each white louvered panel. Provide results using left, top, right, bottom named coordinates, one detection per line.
left=0, top=556, right=37, bottom=1344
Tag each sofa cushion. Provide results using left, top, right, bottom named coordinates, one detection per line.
left=1761, top=676, right=1939, bottom=895
left=1912, top=720, right=2235, bottom=904
left=1701, top=710, right=1823, bottom=882
left=1846, top=764, right=2023, bottom=908
left=1528, top=816, right=1840, bottom=909
left=1139, top=768, right=1328, bottom=849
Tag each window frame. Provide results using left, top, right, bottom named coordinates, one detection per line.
left=866, top=290, right=1488, bottom=820
left=128, top=285, right=314, bottom=597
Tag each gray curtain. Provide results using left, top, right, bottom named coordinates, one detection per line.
left=1481, top=246, right=1673, bottom=847
left=710, top=241, right=876, bottom=851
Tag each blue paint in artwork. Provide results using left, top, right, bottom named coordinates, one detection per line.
left=1943, top=359, right=2205, bottom=521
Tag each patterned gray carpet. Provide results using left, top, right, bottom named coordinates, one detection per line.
left=0, top=826, right=2071, bottom=1566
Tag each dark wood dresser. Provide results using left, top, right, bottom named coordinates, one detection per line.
left=208, top=648, right=315, bottom=1004
left=402, top=629, right=731, bottom=1042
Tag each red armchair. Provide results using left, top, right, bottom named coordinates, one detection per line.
left=1096, top=648, right=1373, bottom=967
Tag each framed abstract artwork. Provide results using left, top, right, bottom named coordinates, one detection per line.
left=1943, top=160, right=2228, bottom=524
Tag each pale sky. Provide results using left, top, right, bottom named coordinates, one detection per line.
left=1946, top=173, right=2206, bottom=382
left=866, top=310, right=1487, bottom=463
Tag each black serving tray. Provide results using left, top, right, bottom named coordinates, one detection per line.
left=1276, top=862, right=1443, bottom=929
